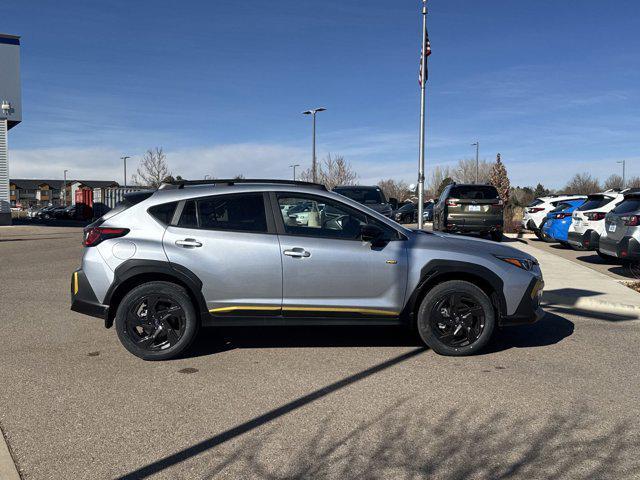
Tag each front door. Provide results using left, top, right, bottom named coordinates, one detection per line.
left=163, top=192, right=282, bottom=316
left=273, top=193, right=408, bottom=319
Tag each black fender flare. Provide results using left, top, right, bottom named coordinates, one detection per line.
left=104, top=259, right=209, bottom=327
left=403, top=260, right=507, bottom=320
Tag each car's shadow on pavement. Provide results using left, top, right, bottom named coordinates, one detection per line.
left=185, top=312, right=574, bottom=359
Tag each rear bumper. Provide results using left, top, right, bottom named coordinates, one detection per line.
left=70, top=269, right=109, bottom=320
left=500, top=277, right=545, bottom=326
left=445, top=217, right=503, bottom=233
left=599, top=235, right=640, bottom=261
left=567, top=230, right=600, bottom=250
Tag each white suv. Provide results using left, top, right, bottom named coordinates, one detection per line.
left=522, top=195, right=587, bottom=240
left=566, top=190, right=627, bottom=252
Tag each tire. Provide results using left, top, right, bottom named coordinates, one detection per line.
left=115, top=281, right=199, bottom=361
left=416, top=280, right=495, bottom=356
left=490, top=231, right=503, bottom=242
left=533, top=229, right=544, bottom=240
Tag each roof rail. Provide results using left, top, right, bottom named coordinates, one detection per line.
left=159, top=179, right=327, bottom=191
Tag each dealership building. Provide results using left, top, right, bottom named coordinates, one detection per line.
left=0, top=33, right=22, bottom=225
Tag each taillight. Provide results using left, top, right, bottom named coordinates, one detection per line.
left=554, top=212, right=572, bottom=219
left=446, top=198, right=459, bottom=207
left=585, top=212, right=607, bottom=221
left=527, top=207, right=544, bottom=213
left=83, top=227, right=129, bottom=247
left=623, top=215, right=640, bottom=226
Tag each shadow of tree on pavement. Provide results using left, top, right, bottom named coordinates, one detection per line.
left=204, top=403, right=640, bottom=480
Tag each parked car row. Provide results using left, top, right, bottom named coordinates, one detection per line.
left=522, top=189, right=640, bottom=264
left=26, top=205, right=77, bottom=220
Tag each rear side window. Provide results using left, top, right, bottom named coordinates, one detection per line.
left=178, top=194, right=267, bottom=233
left=577, top=196, right=613, bottom=211
left=148, top=202, right=178, bottom=225
left=527, top=199, right=543, bottom=207
left=449, top=185, right=499, bottom=200
left=612, top=198, right=640, bottom=214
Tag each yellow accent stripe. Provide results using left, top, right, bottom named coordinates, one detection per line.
left=283, top=306, right=399, bottom=316
left=209, top=305, right=281, bottom=313
left=209, top=305, right=399, bottom=316
left=73, top=272, right=79, bottom=295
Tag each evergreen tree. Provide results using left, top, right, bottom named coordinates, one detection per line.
left=436, top=177, right=454, bottom=197
left=533, top=183, right=548, bottom=198
left=489, top=153, right=510, bottom=203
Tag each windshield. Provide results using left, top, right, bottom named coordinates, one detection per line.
left=334, top=187, right=386, bottom=205
left=578, top=195, right=614, bottom=211
left=449, top=185, right=499, bottom=200
left=612, top=197, right=640, bottom=214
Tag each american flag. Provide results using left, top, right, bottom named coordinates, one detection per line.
left=418, top=28, right=431, bottom=86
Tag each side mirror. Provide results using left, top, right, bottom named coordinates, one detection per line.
left=388, top=197, right=398, bottom=209
left=360, top=224, right=385, bottom=246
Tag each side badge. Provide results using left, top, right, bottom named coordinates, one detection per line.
left=386, top=260, right=398, bottom=265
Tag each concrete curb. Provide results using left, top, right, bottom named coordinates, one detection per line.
left=542, top=292, right=640, bottom=319
left=0, top=425, right=20, bottom=480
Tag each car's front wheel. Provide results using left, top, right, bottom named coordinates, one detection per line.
left=115, top=281, right=199, bottom=360
left=416, top=280, right=495, bottom=356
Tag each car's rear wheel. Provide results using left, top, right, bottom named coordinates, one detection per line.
left=115, top=281, right=199, bottom=360
left=416, top=280, right=495, bottom=356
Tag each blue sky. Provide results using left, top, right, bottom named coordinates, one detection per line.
left=4, top=0, right=640, bottom=187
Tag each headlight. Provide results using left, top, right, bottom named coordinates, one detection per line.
left=495, top=255, right=538, bottom=271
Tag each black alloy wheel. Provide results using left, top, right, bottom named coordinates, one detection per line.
left=115, top=281, right=198, bottom=360
left=124, top=294, right=186, bottom=351
left=417, top=280, right=495, bottom=355
left=430, top=292, right=485, bottom=348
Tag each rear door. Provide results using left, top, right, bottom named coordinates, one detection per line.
left=273, top=192, right=408, bottom=319
left=163, top=192, right=283, bottom=316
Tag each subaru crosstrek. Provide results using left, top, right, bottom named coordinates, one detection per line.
left=71, top=180, right=544, bottom=360
left=541, top=198, right=585, bottom=245
left=522, top=195, right=587, bottom=240
left=599, top=192, right=640, bottom=264
left=566, top=190, right=627, bottom=253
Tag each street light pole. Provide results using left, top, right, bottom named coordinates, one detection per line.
left=63, top=169, right=68, bottom=206
left=289, top=164, right=300, bottom=181
left=120, top=156, right=131, bottom=187
left=617, top=160, right=626, bottom=188
left=302, top=107, right=326, bottom=183
left=472, top=141, right=479, bottom=184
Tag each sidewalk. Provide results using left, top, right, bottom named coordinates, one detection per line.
left=507, top=236, right=640, bottom=321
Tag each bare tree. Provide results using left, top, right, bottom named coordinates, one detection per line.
left=377, top=179, right=410, bottom=202
left=427, top=165, right=453, bottom=195
left=131, top=147, right=171, bottom=188
left=451, top=158, right=491, bottom=184
left=627, top=176, right=640, bottom=189
left=564, top=173, right=601, bottom=195
left=604, top=174, right=624, bottom=190
left=299, top=154, right=358, bottom=190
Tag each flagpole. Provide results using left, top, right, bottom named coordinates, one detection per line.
left=417, top=0, right=428, bottom=229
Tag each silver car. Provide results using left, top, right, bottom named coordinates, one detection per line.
left=71, top=179, right=544, bottom=360
left=599, top=192, right=640, bottom=263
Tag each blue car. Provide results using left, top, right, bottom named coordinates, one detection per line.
left=541, top=198, right=586, bottom=244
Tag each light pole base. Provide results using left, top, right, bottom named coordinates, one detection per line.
left=0, top=212, right=12, bottom=226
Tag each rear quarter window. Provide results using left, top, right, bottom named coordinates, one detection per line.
left=148, top=202, right=178, bottom=225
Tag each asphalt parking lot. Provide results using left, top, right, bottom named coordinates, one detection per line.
left=1, top=225, right=640, bottom=479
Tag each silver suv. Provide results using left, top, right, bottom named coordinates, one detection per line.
left=599, top=192, right=640, bottom=263
left=71, top=179, right=544, bottom=360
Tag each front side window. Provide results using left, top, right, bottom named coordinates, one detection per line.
left=177, top=194, right=267, bottom=233
left=278, top=195, right=397, bottom=240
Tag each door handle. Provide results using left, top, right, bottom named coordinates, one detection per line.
left=175, top=238, right=202, bottom=248
left=283, top=248, right=311, bottom=258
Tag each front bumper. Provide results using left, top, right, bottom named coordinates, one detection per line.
left=70, top=269, right=109, bottom=320
left=500, top=277, right=545, bottom=326
left=567, top=230, right=600, bottom=250
left=599, top=235, right=640, bottom=261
